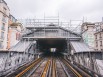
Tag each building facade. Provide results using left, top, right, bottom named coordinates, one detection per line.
left=7, top=15, right=22, bottom=49
left=0, top=0, right=10, bottom=50
left=7, top=14, right=16, bottom=49
left=81, top=22, right=95, bottom=49
left=94, top=22, right=103, bottom=51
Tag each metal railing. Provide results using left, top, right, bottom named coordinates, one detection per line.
left=66, top=51, right=103, bottom=76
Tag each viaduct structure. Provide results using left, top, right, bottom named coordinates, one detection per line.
left=0, top=18, right=103, bottom=77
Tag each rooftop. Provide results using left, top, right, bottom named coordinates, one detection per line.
left=82, top=22, right=95, bottom=27
left=0, top=0, right=7, bottom=5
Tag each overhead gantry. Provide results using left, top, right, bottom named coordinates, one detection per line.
left=22, top=24, right=81, bottom=53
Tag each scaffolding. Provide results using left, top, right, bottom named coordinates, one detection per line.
left=18, top=16, right=83, bottom=34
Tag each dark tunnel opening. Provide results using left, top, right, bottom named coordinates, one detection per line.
left=37, top=39, right=67, bottom=56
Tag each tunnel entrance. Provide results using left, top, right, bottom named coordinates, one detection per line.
left=37, top=39, right=67, bottom=53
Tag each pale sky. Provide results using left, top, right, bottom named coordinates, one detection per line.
left=5, top=0, right=103, bottom=22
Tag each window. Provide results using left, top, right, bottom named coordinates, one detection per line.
left=1, top=23, right=5, bottom=30
left=100, top=33, right=102, bottom=38
left=3, top=7, right=7, bottom=14
left=2, top=15, right=6, bottom=23
left=100, top=41, right=102, bottom=46
left=16, top=33, right=20, bottom=40
left=96, top=35, right=97, bottom=39
left=96, top=26, right=100, bottom=32
left=95, top=49, right=98, bottom=51
left=96, top=42, right=98, bottom=47
left=87, top=26, right=88, bottom=30
left=1, top=32, right=4, bottom=40
left=0, top=41, right=3, bottom=48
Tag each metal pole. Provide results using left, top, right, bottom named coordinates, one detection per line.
left=44, top=14, right=46, bottom=37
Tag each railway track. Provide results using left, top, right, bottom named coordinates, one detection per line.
left=61, top=58, right=92, bottom=77
left=41, top=58, right=51, bottom=77
left=15, top=58, right=43, bottom=77
left=30, top=58, right=50, bottom=77
left=51, top=58, right=56, bottom=77
left=8, top=57, right=93, bottom=77
left=56, top=59, right=68, bottom=77
left=5, top=58, right=43, bottom=77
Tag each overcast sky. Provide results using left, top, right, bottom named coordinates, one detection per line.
left=5, top=0, right=103, bottom=22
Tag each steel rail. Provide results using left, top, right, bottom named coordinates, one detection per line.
left=57, top=58, right=71, bottom=77
left=41, top=58, right=51, bottom=77
left=51, top=58, right=56, bottom=77
left=61, top=58, right=82, bottom=77
left=15, top=58, right=43, bottom=77
left=62, top=58, right=92, bottom=77
left=26, top=59, right=45, bottom=77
